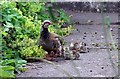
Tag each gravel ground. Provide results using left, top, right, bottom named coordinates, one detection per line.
left=17, top=10, right=118, bottom=78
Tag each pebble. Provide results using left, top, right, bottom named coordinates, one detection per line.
left=112, top=35, right=115, bottom=36
left=38, top=66, right=42, bottom=68
left=90, top=70, right=92, bottom=72
left=110, top=49, right=112, bottom=51
left=95, top=32, right=97, bottom=34
left=116, top=37, right=119, bottom=39
left=97, top=39, right=99, bottom=40
left=83, top=37, right=85, bottom=39
left=101, top=67, right=104, bottom=69
left=110, top=28, right=113, bottom=31
left=101, top=35, right=104, bottom=39
left=84, top=32, right=87, bottom=34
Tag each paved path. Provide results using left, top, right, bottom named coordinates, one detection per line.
left=17, top=10, right=118, bottom=77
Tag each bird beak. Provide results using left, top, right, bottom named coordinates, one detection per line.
left=49, top=22, right=52, bottom=24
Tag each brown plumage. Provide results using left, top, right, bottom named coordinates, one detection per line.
left=38, top=20, right=63, bottom=60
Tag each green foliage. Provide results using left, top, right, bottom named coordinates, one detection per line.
left=1, top=2, right=26, bottom=27
left=0, top=66, right=15, bottom=78
left=49, top=25, right=74, bottom=36
left=1, top=2, right=73, bottom=78
left=47, top=4, right=56, bottom=22
left=56, top=9, right=70, bottom=23
left=0, top=59, right=27, bottom=78
left=16, top=38, right=47, bottom=58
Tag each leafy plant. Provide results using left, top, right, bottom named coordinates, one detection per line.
left=0, top=66, right=15, bottom=78
left=0, top=59, right=27, bottom=78
left=1, top=2, right=73, bottom=78
left=49, top=25, right=74, bottom=36
left=16, top=37, right=47, bottom=58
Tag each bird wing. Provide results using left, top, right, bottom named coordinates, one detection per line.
left=49, top=32, right=64, bottom=45
left=49, top=32, right=59, bottom=39
left=37, top=32, right=64, bottom=53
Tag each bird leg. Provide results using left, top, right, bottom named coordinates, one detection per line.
left=49, top=51, right=58, bottom=58
left=55, top=50, right=61, bottom=57
left=45, top=54, right=54, bottom=61
left=49, top=51, right=55, bottom=57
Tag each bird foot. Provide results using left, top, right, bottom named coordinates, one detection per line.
left=45, top=54, right=54, bottom=61
left=49, top=51, right=62, bottom=58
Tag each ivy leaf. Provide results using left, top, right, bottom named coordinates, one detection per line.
left=4, top=22, right=13, bottom=28
left=0, top=66, right=14, bottom=71
left=17, top=60, right=27, bottom=65
left=0, top=66, right=15, bottom=78
left=2, top=31, right=8, bottom=36
left=3, top=28, right=9, bottom=32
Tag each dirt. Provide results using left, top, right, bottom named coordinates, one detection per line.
left=17, top=10, right=118, bottom=78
